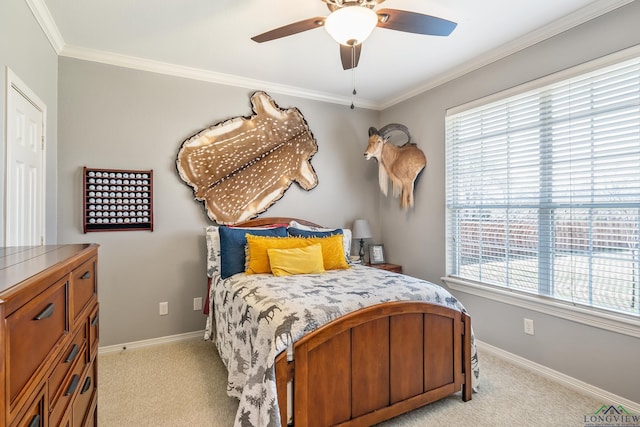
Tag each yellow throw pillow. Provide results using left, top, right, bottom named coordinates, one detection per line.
left=268, top=244, right=325, bottom=276
left=245, top=234, right=349, bottom=274
left=312, top=233, right=350, bottom=271
left=245, top=235, right=310, bottom=274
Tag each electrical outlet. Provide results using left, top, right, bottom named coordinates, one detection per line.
left=193, top=297, right=203, bottom=311
left=524, top=318, right=534, bottom=335
left=159, top=302, right=169, bottom=316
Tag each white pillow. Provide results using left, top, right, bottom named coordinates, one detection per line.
left=205, top=226, right=221, bottom=278
left=288, top=220, right=352, bottom=258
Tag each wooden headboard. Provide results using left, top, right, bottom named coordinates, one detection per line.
left=234, top=217, right=322, bottom=228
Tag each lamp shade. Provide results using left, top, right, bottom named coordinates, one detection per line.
left=352, top=219, right=372, bottom=240
left=324, top=6, right=378, bottom=46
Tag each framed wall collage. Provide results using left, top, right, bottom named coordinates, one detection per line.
left=82, top=167, right=154, bottom=233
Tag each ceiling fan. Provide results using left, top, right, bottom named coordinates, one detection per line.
left=251, top=0, right=457, bottom=70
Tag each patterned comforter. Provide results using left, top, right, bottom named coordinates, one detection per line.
left=205, top=264, right=479, bottom=427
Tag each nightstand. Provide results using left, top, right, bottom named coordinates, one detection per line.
left=366, top=263, right=403, bottom=274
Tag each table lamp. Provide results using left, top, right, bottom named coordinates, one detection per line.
left=352, top=219, right=372, bottom=263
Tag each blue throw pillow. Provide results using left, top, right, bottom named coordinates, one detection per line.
left=287, top=228, right=343, bottom=238
left=219, top=226, right=287, bottom=279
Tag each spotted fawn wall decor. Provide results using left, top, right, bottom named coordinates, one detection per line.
left=176, top=91, right=318, bottom=225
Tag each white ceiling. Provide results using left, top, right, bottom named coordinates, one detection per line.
left=35, top=0, right=631, bottom=109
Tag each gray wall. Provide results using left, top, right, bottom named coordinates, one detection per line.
left=57, top=58, right=380, bottom=346
left=6, top=0, right=639, bottom=405
left=0, top=0, right=58, bottom=244
left=380, top=2, right=640, bottom=403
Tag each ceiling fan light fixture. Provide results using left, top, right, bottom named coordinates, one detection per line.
left=324, top=6, right=378, bottom=46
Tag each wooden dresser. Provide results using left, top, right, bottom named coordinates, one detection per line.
left=0, top=244, right=99, bottom=427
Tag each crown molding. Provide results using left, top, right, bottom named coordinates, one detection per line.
left=25, top=0, right=64, bottom=53
left=29, top=0, right=633, bottom=111
left=380, top=0, right=636, bottom=109
left=59, top=44, right=379, bottom=110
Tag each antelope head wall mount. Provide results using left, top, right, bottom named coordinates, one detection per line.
left=364, top=123, right=426, bottom=210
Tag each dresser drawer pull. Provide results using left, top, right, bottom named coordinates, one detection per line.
left=80, top=376, right=92, bottom=394
left=33, top=303, right=55, bottom=320
left=28, top=414, right=41, bottom=427
left=65, top=374, right=80, bottom=396
left=65, top=344, right=80, bottom=363
left=91, top=315, right=99, bottom=326
left=81, top=271, right=91, bottom=280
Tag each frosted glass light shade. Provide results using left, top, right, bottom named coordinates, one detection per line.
left=324, top=6, right=378, bottom=46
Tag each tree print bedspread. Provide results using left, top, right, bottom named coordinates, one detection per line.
left=205, top=265, right=479, bottom=427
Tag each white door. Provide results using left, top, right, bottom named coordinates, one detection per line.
left=5, top=69, right=46, bottom=246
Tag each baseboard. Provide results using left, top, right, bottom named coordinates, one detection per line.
left=98, top=330, right=205, bottom=355
left=477, top=340, right=640, bottom=413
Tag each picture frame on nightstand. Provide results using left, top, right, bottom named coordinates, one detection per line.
left=369, top=244, right=386, bottom=264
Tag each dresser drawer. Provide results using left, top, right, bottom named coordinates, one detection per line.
left=49, top=326, right=86, bottom=409
left=71, top=258, right=97, bottom=325
left=72, top=361, right=96, bottom=427
left=82, top=394, right=97, bottom=427
left=10, top=385, right=46, bottom=427
left=49, top=354, right=85, bottom=427
left=7, top=277, right=69, bottom=403
left=88, top=306, right=99, bottom=357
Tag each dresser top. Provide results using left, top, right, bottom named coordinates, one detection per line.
left=0, top=244, right=98, bottom=294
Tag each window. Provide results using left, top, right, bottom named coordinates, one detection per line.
left=445, top=50, right=640, bottom=324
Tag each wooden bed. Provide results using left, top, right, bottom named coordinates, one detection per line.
left=231, top=218, right=473, bottom=427
left=275, top=301, right=472, bottom=427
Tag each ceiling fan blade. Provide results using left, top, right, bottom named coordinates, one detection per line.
left=251, top=17, right=326, bottom=43
left=340, top=43, right=362, bottom=70
left=376, top=8, right=457, bottom=36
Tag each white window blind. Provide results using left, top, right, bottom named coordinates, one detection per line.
left=445, top=55, right=640, bottom=318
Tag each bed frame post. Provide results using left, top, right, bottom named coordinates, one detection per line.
left=275, top=352, right=293, bottom=427
left=462, top=311, right=472, bottom=402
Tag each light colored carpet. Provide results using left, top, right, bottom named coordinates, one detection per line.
left=98, top=337, right=601, bottom=426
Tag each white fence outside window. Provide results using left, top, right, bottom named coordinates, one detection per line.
left=445, top=50, right=640, bottom=321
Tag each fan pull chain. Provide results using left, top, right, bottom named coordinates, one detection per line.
left=350, top=44, right=356, bottom=109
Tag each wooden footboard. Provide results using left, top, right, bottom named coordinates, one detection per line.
left=275, top=301, right=472, bottom=427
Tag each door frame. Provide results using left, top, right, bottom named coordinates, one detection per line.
left=4, top=67, right=47, bottom=246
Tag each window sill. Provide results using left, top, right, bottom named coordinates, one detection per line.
left=441, top=276, right=640, bottom=339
